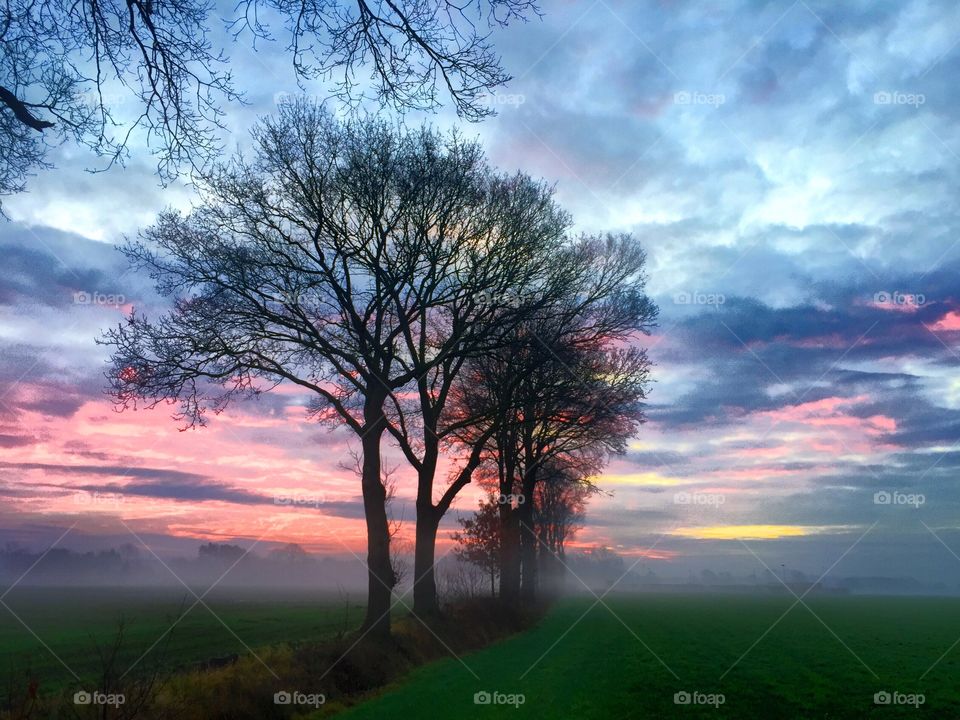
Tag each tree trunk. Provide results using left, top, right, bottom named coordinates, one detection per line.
left=519, top=465, right=539, bottom=603
left=359, top=394, right=394, bottom=639
left=499, top=504, right=521, bottom=603
left=413, top=430, right=486, bottom=615
left=538, top=537, right=560, bottom=598
left=412, top=503, right=441, bottom=616
left=519, top=497, right=538, bottom=603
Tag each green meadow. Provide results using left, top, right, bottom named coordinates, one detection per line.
left=335, top=593, right=960, bottom=719
left=4, top=589, right=960, bottom=717
left=0, top=586, right=365, bottom=694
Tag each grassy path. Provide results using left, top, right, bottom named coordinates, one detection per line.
left=333, top=593, right=960, bottom=718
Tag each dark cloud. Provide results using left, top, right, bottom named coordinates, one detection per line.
left=0, top=433, right=36, bottom=448
left=0, top=461, right=211, bottom=483
left=81, top=481, right=271, bottom=506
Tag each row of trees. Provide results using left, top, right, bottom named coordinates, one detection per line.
left=102, top=101, right=657, bottom=637
left=453, top=474, right=591, bottom=601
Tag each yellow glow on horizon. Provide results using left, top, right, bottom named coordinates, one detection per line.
left=671, top=524, right=838, bottom=540
left=597, top=472, right=685, bottom=487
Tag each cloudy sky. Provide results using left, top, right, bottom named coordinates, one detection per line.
left=2, top=0, right=960, bottom=582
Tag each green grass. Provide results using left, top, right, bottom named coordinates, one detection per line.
left=7, top=589, right=960, bottom=717
left=334, top=593, right=960, bottom=719
left=0, top=586, right=365, bottom=693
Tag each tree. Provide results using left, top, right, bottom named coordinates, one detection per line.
left=534, top=462, right=592, bottom=596
left=197, top=542, right=246, bottom=565
left=0, top=0, right=540, bottom=206
left=100, top=102, right=566, bottom=636
left=451, top=495, right=501, bottom=598
left=268, top=543, right=310, bottom=564
left=378, top=197, right=575, bottom=616
left=455, top=235, right=658, bottom=603
left=515, top=341, right=652, bottom=601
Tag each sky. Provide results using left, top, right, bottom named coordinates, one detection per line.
left=2, top=0, right=960, bottom=582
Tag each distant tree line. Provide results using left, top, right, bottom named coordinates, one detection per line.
left=101, top=102, right=657, bottom=636
left=0, top=541, right=368, bottom=587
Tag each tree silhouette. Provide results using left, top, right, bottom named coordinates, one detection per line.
left=454, top=235, right=657, bottom=602
left=451, top=495, right=501, bottom=598
left=0, top=0, right=540, bottom=206
left=534, top=462, right=592, bottom=596
left=101, top=101, right=567, bottom=636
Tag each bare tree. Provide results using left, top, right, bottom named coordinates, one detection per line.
left=455, top=235, right=658, bottom=603
left=100, top=102, right=564, bottom=637
left=0, top=0, right=540, bottom=206
left=534, top=462, right=592, bottom=596
left=375, top=195, right=574, bottom=617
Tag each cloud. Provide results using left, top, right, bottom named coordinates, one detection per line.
left=2, top=0, right=960, bottom=577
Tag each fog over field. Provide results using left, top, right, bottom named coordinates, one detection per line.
left=2, top=0, right=960, bottom=717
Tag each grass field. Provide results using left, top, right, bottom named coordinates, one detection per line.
left=5, top=589, right=960, bottom=717
left=334, top=593, right=960, bottom=718
left=0, top=586, right=366, bottom=693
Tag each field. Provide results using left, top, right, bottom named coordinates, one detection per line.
left=0, top=586, right=366, bottom=693
left=336, top=593, right=960, bottom=719
left=4, top=590, right=960, bottom=717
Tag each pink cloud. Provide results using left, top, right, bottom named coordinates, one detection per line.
left=930, top=310, right=960, bottom=332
